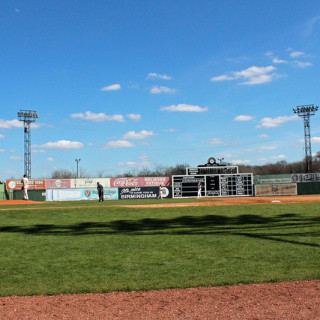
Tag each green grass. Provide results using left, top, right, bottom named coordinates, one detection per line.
left=0, top=201, right=319, bottom=296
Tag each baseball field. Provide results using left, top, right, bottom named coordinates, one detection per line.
left=0, top=196, right=319, bottom=319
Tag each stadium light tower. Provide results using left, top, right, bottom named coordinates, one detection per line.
left=17, top=110, right=39, bottom=179
left=293, top=104, right=318, bottom=173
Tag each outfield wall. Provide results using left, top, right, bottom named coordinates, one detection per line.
left=46, top=186, right=172, bottom=201
left=297, top=182, right=320, bottom=195
left=46, top=188, right=118, bottom=201
left=254, top=173, right=320, bottom=185
left=255, top=184, right=297, bottom=196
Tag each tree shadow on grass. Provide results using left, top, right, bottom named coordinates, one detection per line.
left=0, top=213, right=320, bottom=248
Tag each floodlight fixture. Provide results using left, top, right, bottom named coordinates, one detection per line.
left=292, top=104, right=319, bottom=172
left=17, top=109, right=39, bottom=179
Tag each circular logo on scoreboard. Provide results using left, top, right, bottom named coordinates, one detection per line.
left=208, top=157, right=216, bottom=165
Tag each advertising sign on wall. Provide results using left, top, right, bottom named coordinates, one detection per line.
left=118, top=186, right=172, bottom=200
left=254, top=173, right=320, bottom=185
left=45, top=179, right=72, bottom=189
left=71, top=178, right=111, bottom=188
left=46, top=187, right=118, bottom=201
left=6, top=179, right=46, bottom=190
left=111, top=177, right=170, bottom=188
left=255, top=184, right=297, bottom=196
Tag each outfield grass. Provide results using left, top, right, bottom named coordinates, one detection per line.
left=0, top=201, right=319, bottom=296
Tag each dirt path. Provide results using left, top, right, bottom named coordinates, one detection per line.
left=0, top=280, right=319, bottom=319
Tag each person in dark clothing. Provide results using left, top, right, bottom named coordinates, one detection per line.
left=97, top=182, right=104, bottom=202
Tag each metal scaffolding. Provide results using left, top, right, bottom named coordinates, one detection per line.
left=293, top=104, right=318, bottom=173
left=17, top=110, right=39, bottom=179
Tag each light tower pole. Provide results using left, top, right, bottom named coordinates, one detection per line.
left=75, top=159, right=81, bottom=178
left=17, top=110, right=39, bottom=179
left=293, top=104, right=318, bottom=173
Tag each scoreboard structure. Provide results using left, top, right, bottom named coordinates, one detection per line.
left=172, top=174, right=253, bottom=198
left=172, top=157, right=253, bottom=198
left=186, top=166, right=238, bottom=175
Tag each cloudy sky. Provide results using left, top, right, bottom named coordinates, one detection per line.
left=1, top=0, right=320, bottom=179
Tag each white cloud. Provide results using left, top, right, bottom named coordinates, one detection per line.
left=312, top=137, right=320, bottom=144
left=0, top=119, right=22, bottom=129
left=290, top=51, right=304, bottom=58
left=270, top=154, right=287, bottom=160
left=0, top=134, right=5, bottom=139
left=126, top=114, right=141, bottom=121
left=163, top=128, right=178, bottom=132
left=10, top=156, right=23, bottom=160
left=32, top=149, right=46, bottom=153
left=294, top=61, right=312, bottom=68
left=265, top=51, right=273, bottom=57
left=258, top=146, right=277, bottom=151
left=241, top=74, right=274, bottom=85
left=211, top=65, right=277, bottom=85
left=71, top=111, right=125, bottom=122
left=234, top=115, right=253, bottom=121
left=208, top=138, right=224, bottom=145
left=257, top=115, right=298, bottom=128
left=210, top=75, right=235, bottom=81
left=150, top=86, right=176, bottom=94
left=100, top=84, right=121, bottom=91
left=47, top=157, right=55, bottom=162
left=103, top=140, right=135, bottom=149
left=229, top=159, right=251, bottom=165
left=272, top=58, right=288, bottom=64
left=118, top=153, right=151, bottom=168
left=34, top=140, right=84, bottom=150
left=118, top=161, right=137, bottom=167
left=160, top=104, right=208, bottom=112
left=304, top=16, right=320, bottom=36
left=0, top=149, right=5, bottom=153
left=146, top=73, right=173, bottom=80
left=258, top=134, right=270, bottom=138
left=123, top=130, right=155, bottom=140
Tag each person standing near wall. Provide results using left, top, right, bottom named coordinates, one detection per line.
left=97, top=182, right=104, bottom=202
left=22, top=174, right=29, bottom=200
left=158, top=185, right=163, bottom=199
left=197, top=181, right=202, bottom=198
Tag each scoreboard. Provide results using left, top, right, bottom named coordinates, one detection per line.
left=172, top=174, right=253, bottom=198
left=186, top=166, right=238, bottom=175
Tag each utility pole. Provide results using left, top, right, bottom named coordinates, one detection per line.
left=17, top=110, right=39, bottom=179
left=293, top=104, right=318, bottom=172
left=75, top=159, right=81, bottom=178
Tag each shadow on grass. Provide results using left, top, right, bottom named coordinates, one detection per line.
left=0, top=213, right=320, bottom=248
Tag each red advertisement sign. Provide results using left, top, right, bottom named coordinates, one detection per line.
left=110, top=177, right=170, bottom=187
left=6, top=179, right=46, bottom=190
left=45, top=179, right=72, bottom=189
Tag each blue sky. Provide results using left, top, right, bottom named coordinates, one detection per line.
left=1, top=0, right=320, bottom=179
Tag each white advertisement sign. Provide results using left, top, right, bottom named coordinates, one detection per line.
left=71, top=178, right=110, bottom=188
